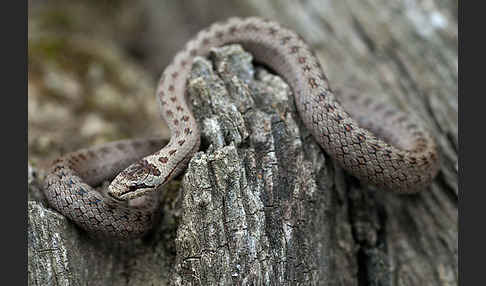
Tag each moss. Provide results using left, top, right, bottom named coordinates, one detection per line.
left=38, top=9, right=74, bottom=32
left=29, top=36, right=100, bottom=77
left=28, top=36, right=137, bottom=109
left=28, top=13, right=159, bottom=161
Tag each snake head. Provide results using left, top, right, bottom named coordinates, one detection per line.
left=108, top=159, right=162, bottom=201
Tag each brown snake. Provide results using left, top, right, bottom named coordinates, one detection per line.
left=43, top=17, right=439, bottom=239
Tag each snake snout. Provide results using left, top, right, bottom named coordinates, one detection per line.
left=108, top=174, right=156, bottom=201
left=107, top=177, right=131, bottom=201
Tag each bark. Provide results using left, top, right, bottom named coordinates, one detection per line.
left=28, top=1, right=457, bottom=285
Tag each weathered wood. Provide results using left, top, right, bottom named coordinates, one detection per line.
left=171, top=46, right=334, bottom=285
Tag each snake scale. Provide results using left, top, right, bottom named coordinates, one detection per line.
left=43, top=17, right=439, bottom=239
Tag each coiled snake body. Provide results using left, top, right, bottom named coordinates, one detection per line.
left=43, top=17, right=439, bottom=239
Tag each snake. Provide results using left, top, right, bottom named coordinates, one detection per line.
left=43, top=17, right=440, bottom=239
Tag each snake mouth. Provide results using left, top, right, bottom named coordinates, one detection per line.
left=120, top=183, right=154, bottom=200
left=108, top=182, right=154, bottom=201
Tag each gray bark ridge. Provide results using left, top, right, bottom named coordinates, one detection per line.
left=172, top=45, right=334, bottom=285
